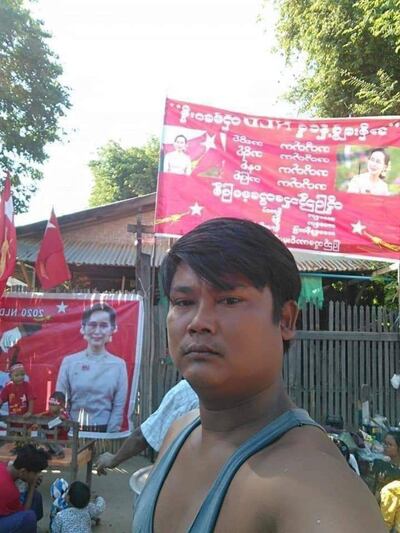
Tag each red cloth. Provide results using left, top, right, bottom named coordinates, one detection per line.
left=38, top=409, right=70, bottom=440
left=0, top=463, right=23, bottom=516
left=35, top=208, right=71, bottom=290
left=0, top=175, right=17, bottom=297
left=0, top=381, right=34, bottom=415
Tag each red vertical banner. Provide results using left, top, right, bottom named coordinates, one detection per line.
left=155, top=98, right=400, bottom=260
left=0, top=293, right=143, bottom=439
left=0, top=176, right=16, bottom=296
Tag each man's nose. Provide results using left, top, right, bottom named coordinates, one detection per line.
left=187, top=301, right=217, bottom=334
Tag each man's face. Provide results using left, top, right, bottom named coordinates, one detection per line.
left=167, top=263, right=297, bottom=400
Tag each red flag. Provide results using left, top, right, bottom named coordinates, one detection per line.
left=35, top=209, right=71, bottom=290
left=0, top=175, right=17, bottom=296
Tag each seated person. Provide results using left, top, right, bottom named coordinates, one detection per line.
left=37, top=391, right=70, bottom=458
left=51, top=480, right=105, bottom=533
left=0, top=444, right=48, bottom=533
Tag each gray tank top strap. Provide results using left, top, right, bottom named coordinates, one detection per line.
left=189, top=408, right=322, bottom=532
left=133, top=416, right=201, bottom=532
left=133, top=409, right=322, bottom=533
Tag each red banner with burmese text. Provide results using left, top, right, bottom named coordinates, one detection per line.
left=155, top=98, right=400, bottom=260
left=0, top=293, right=143, bottom=439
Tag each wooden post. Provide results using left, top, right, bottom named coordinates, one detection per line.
left=19, top=261, right=33, bottom=291
left=127, top=216, right=153, bottom=295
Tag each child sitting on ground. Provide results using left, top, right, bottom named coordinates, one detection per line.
left=51, top=480, right=105, bottom=533
left=37, top=391, right=70, bottom=457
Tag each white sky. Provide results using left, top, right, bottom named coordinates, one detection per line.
left=16, top=0, right=298, bottom=226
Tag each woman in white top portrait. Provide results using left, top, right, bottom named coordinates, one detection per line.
left=347, top=149, right=390, bottom=195
left=56, top=303, right=128, bottom=433
left=163, top=134, right=192, bottom=175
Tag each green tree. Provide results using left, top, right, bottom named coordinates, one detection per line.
left=269, top=0, right=400, bottom=117
left=88, top=137, right=160, bottom=206
left=0, top=0, right=71, bottom=212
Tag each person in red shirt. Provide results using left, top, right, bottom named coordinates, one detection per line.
left=0, top=444, right=48, bottom=533
left=0, top=362, right=34, bottom=416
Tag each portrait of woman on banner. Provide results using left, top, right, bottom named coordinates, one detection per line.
left=163, top=134, right=192, bottom=175
left=56, top=303, right=128, bottom=433
left=346, top=148, right=390, bottom=196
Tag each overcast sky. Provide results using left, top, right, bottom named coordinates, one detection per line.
left=16, top=0, right=298, bottom=226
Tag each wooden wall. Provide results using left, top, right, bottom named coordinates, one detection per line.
left=139, top=300, right=400, bottom=430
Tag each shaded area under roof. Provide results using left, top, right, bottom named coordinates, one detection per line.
left=17, top=237, right=391, bottom=272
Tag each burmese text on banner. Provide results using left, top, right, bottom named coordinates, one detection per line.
left=155, top=98, right=400, bottom=260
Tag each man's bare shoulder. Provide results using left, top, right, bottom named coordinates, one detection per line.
left=157, top=409, right=199, bottom=459
left=233, top=426, right=386, bottom=532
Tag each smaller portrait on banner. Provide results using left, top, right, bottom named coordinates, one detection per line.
left=161, top=125, right=226, bottom=178
left=163, top=133, right=192, bottom=175
left=335, top=146, right=400, bottom=196
left=56, top=303, right=128, bottom=433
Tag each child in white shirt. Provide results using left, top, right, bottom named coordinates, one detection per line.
left=51, top=480, right=105, bottom=533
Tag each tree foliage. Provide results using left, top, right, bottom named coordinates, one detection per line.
left=270, top=0, right=400, bottom=117
left=88, top=137, right=160, bottom=207
left=0, top=0, right=71, bottom=212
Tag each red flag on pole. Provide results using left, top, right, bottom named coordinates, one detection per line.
left=35, top=209, right=71, bottom=290
left=0, top=175, right=17, bottom=296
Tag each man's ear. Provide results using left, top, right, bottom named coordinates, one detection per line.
left=280, top=300, right=299, bottom=341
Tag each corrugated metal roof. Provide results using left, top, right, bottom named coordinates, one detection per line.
left=17, top=238, right=169, bottom=267
left=17, top=237, right=390, bottom=272
left=292, top=252, right=389, bottom=272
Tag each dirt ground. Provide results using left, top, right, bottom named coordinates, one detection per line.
left=37, top=454, right=151, bottom=533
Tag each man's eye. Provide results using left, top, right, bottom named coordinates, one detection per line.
left=220, top=297, right=242, bottom=305
left=172, top=299, right=193, bottom=307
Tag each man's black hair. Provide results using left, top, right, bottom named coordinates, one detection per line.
left=81, top=303, right=116, bottom=329
left=160, top=218, right=301, bottom=352
left=68, top=480, right=91, bottom=509
left=13, top=445, right=49, bottom=472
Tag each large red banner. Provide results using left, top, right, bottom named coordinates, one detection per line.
left=0, top=293, right=143, bottom=438
left=155, top=98, right=400, bottom=260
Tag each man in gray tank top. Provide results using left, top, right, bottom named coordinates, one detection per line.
left=133, top=217, right=385, bottom=533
